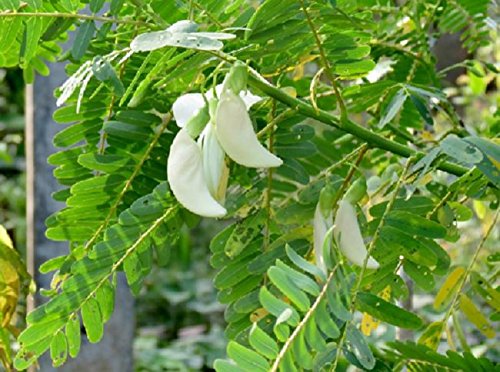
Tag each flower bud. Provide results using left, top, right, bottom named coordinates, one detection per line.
left=318, top=183, right=336, bottom=219
left=185, top=104, right=210, bottom=138
left=333, top=199, right=379, bottom=269
left=223, top=61, right=248, bottom=94
left=344, top=178, right=367, bottom=204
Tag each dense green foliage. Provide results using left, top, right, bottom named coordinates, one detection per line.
left=0, top=0, right=498, bottom=370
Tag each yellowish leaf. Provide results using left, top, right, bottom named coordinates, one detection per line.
left=459, top=294, right=495, bottom=338
left=418, top=321, right=444, bottom=350
left=361, top=313, right=379, bottom=336
left=250, top=308, right=269, bottom=323
left=434, top=267, right=465, bottom=311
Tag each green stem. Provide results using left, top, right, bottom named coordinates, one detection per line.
left=0, top=11, right=147, bottom=25
left=246, top=72, right=468, bottom=177
left=298, top=0, right=348, bottom=120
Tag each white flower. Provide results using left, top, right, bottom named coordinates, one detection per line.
left=168, top=81, right=282, bottom=218
left=333, top=200, right=379, bottom=269
left=167, top=128, right=226, bottom=218
left=172, top=84, right=261, bottom=128
left=215, top=90, right=282, bottom=168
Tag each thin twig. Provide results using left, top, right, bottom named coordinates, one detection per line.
left=0, top=11, right=147, bottom=26
left=439, top=209, right=499, bottom=338
left=298, top=0, right=348, bottom=120
left=270, top=264, right=340, bottom=371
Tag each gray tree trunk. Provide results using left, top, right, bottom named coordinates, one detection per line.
left=25, top=61, right=135, bottom=372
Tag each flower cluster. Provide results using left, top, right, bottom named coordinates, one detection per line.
left=167, top=64, right=282, bottom=217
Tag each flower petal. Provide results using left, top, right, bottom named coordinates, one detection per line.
left=333, top=200, right=379, bottom=269
left=313, top=204, right=332, bottom=274
left=199, top=123, right=227, bottom=201
left=172, top=93, right=205, bottom=128
left=167, top=129, right=227, bottom=217
left=215, top=91, right=282, bottom=168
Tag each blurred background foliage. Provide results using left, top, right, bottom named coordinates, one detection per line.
left=0, top=12, right=498, bottom=372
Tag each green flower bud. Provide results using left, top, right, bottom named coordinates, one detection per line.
left=185, top=103, right=210, bottom=138
left=318, top=184, right=336, bottom=219
left=223, top=61, right=248, bottom=94
left=344, top=177, right=367, bottom=204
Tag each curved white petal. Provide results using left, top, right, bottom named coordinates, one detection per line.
left=240, top=90, right=262, bottom=108
left=313, top=204, right=332, bottom=274
left=172, top=93, right=205, bottom=128
left=199, top=123, right=227, bottom=201
left=333, top=200, right=379, bottom=269
left=167, top=129, right=226, bottom=217
left=214, top=84, right=262, bottom=108
left=215, top=91, right=282, bottom=168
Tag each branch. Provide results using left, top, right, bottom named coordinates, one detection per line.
left=245, top=70, right=468, bottom=178
left=0, top=11, right=148, bottom=26
left=270, top=264, right=339, bottom=371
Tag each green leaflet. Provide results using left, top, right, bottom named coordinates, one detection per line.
left=50, top=331, right=68, bottom=367
left=20, top=16, right=43, bottom=67
left=95, top=280, right=115, bottom=322
left=268, top=266, right=311, bottom=312
left=346, top=325, right=376, bottom=370
left=214, top=359, right=246, bottom=372
left=65, top=315, right=81, bottom=358
left=403, top=260, right=435, bottom=291
left=81, top=297, right=103, bottom=343
left=304, top=317, right=327, bottom=353
left=388, top=341, right=496, bottom=372
left=379, top=88, right=407, bottom=128
left=275, top=260, right=320, bottom=296
left=53, top=101, right=107, bottom=123
left=285, top=245, right=326, bottom=282
left=470, top=272, right=500, bottom=311
left=369, top=196, right=434, bottom=217
left=226, top=341, right=270, bottom=372
left=72, top=20, right=96, bottom=60
left=224, top=210, right=266, bottom=259
left=440, top=134, right=484, bottom=165
left=259, top=286, right=300, bottom=326
left=356, top=292, right=423, bottom=329
left=292, top=329, right=313, bottom=369
left=249, top=324, right=279, bottom=359
left=385, top=211, right=447, bottom=238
